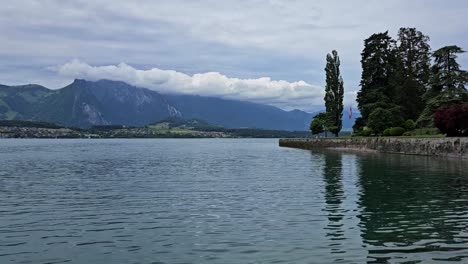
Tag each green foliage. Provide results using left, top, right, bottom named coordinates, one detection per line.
left=357, top=31, right=398, bottom=121
left=367, top=108, right=394, bottom=134
left=352, top=117, right=365, bottom=133
left=388, top=127, right=406, bottom=136
left=360, top=128, right=374, bottom=137
left=0, top=120, right=62, bottom=129
left=324, top=50, right=344, bottom=136
left=310, top=112, right=332, bottom=136
left=404, top=119, right=416, bottom=131
left=417, top=45, right=468, bottom=127
left=383, top=127, right=405, bottom=137
left=383, top=128, right=391, bottom=137
left=151, top=117, right=221, bottom=130
left=310, top=118, right=324, bottom=135
left=429, top=46, right=467, bottom=94
left=394, top=28, right=431, bottom=120
left=403, top=128, right=441, bottom=136
left=417, top=92, right=467, bottom=127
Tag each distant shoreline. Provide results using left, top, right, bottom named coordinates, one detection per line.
left=0, top=121, right=311, bottom=139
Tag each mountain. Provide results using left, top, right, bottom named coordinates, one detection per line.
left=0, top=80, right=178, bottom=127
left=165, top=94, right=313, bottom=130
left=0, top=79, right=315, bottom=130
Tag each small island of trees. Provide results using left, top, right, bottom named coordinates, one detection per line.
left=311, top=27, right=468, bottom=137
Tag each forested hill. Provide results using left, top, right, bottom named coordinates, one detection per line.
left=0, top=79, right=320, bottom=130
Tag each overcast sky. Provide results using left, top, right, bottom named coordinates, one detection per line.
left=1, top=0, right=467, bottom=112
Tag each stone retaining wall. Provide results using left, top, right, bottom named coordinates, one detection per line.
left=279, top=138, right=468, bottom=158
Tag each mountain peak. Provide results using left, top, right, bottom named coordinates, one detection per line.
left=72, top=78, right=87, bottom=84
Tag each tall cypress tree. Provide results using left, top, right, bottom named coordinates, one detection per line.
left=357, top=31, right=398, bottom=122
left=324, top=50, right=344, bottom=136
left=394, top=28, right=431, bottom=120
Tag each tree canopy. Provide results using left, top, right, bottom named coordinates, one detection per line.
left=354, top=28, right=467, bottom=135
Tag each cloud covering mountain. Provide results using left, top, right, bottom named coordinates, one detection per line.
left=56, top=60, right=330, bottom=111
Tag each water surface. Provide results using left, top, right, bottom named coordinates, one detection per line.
left=0, top=139, right=467, bottom=263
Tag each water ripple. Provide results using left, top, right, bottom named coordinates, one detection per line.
left=0, top=139, right=467, bottom=263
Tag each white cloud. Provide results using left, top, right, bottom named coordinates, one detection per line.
left=56, top=60, right=327, bottom=112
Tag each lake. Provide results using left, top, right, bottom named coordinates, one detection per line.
left=0, top=139, right=467, bottom=263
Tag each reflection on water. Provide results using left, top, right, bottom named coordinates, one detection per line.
left=355, top=153, right=468, bottom=263
left=0, top=139, right=467, bottom=264
left=322, top=153, right=347, bottom=259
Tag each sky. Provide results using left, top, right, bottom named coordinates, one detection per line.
left=1, top=0, right=467, bottom=112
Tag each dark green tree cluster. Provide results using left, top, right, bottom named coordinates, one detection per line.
left=311, top=50, right=344, bottom=137
left=356, top=27, right=467, bottom=134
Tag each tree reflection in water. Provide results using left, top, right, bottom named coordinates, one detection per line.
left=316, top=150, right=468, bottom=263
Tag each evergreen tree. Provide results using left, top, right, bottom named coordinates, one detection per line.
left=429, top=45, right=467, bottom=94
left=324, top=50, right=344, bottom=136
left=394, top=28, right=431, bottom=120
left=417, top=45, right=468, bottom=127
left=357, top=31, right=398, bottom=122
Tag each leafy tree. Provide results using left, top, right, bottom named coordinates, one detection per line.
left=310, top=112, right=332, bottom=137
left=434, top=103, right=468, bottom=136
left=394, top=28, right=431, bottom=120
left=324, top=50, right=344, bottom=137
left=310, top=118, right=324, bottom=135
left=367, top=108, right=394, bottom=134
left=357, top=31, right=398, bottom=121
left=417, top=93, right=467, bottom=127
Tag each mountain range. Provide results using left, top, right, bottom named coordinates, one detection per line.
left=0, top=79, right=357, bottom=131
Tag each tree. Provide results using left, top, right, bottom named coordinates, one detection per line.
left=417, top=45, right=468, bottom=127
left=434, top=103, right=468, bottom=136
left=357, top=31, right=398, bottom=121
left=394, top=28, right=431, bottom=120
left=367, top=108, right=394, bottom=134
left=417, top=93, right=467, bottom=127
left=324, top=50, right=344, bottom=137
left=310, top=112, right=332, bottom=137
left=310, top=118, right=324, bottom=135
left=352, top=117, right=365, bottom=133
left=430, top=45, right=467, bottom=94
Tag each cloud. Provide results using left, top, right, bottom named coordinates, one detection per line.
left=56, top=60, right=329, bottom=112
left=1, top=0, right=466, bottom=112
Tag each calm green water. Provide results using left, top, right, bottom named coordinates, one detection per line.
left=0, top=139, right=467, bottom=264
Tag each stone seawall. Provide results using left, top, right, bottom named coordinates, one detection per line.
left=279, top=138, right=468, bottom=158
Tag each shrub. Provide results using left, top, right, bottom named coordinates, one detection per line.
left=367, top=108, right=394, bottom=134
left=417, top=92, right=467, bottom=128
left=404, top=119, right=416, bottom=131
left=389, top=127, right=405, bottom=136
left=360, top=128, right=374, bottom=137
left=403, top=128, right=441, bottom=136
left=383, top=128, right=391, bottom=137
left=434, top=103, right=468, bottom=137
left=353, top=117, right=365, bottom=133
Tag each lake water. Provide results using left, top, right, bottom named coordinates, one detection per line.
left=0, top=139, right=467, bottom=264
